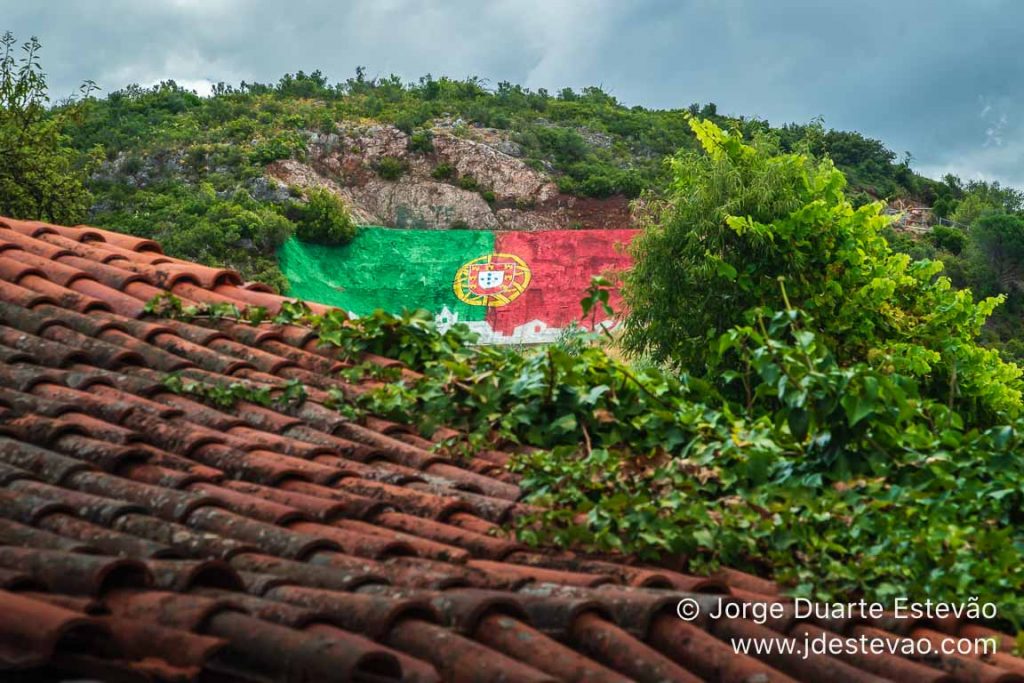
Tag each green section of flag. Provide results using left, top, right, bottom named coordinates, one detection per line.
left=278, top=226, right=495, bottom=320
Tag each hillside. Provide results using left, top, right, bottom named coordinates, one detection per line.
left=62, top=71, right=949, bottom=290
left=52, top=71, right=1024, bottom=360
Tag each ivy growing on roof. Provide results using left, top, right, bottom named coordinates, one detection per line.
left=146, top=283, right=1024, bottom=629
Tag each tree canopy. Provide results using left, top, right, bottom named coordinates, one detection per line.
left=624, top=117, right=1022, bottom=421
left=0, top=32, right=95, bottom=224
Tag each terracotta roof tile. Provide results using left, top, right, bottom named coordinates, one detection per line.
left=111, top=513, right=258, bottom=560
left=2, top=249, right=92, bottom=286
left=231, top=552, right=387, bottom=590
left=35, top=513, right=177, bottom=559
left=791, top=622, right=951, bottom=683
left=0, top=546, right=151, bottom=595
left=475, top=613, right=632, bottom=682
left=572, top=611, right=704, bottom=683
left=0, top=216, right=1020, bottom=682
left=186, top=507, right=339, bottom=559
left=0, top=227, right=75, bottom=258
left=98, top=616, right=227, bottom=670
left=0, top=278, right=57, bottom=309
left=0, top=589, right=111, bottom=669
left=0, top=516, right=102, bottom=554
left=78, top=228, right=163, bottom=253
left=649, top=614, right=797, bottom=682
left=385, top=617, right=557, bottom=682
left=208, top=607, right=404, bottom=681
left=8, top=273, right=112, bottom=312
left=269, top=584, right=439, bottom=637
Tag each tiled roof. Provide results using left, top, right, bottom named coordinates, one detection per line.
left=0, top=215, right=1020, bottom=682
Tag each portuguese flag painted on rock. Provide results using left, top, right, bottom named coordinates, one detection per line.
left=278, top=227, right=638, bottom=344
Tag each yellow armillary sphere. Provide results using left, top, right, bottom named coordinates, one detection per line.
left=453, top=253, right=532, bottom=307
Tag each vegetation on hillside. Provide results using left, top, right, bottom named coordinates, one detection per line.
left=25, top=44, right=1002, bottom=281
left=884, top=182, right=1024, bottom=362
left=9, top=33, right=1022, bottom=339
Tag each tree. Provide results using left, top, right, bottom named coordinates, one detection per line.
left=927, top=224, right=968, bottom=255
left=0, top=32, right=97, bottom=223
left=623, top=117, right=825, bottom=369
left=950, top=180, right=1024, bottom=225
left=623, top=116, right=1022, bottom=420
left=292, top=188, right=356, bottom=245
left=969, top=213, right=1024, bottom=295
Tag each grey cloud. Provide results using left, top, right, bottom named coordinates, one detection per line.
left=3, top=0, right=1022, bottom=186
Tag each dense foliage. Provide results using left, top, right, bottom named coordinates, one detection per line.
left=289, top=187, right=357, bottom=245
left=132, top=113, right=1024, bottom=631
left=0, top=32, right=97, bottom=223
left=623, top=117, right=1022, bottom=423
left=885, top=183, right=1024, bottom=362
left=145, top=275, right=1024, bottom=629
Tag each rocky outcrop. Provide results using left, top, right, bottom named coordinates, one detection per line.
left=352, top=178, right=500, bottom=230
left=265, top=121, right=631, bottom=231
left=430, top=134, right=558, bottom=203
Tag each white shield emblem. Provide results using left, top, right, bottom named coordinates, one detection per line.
left=477, top=269, right=505, bottom=289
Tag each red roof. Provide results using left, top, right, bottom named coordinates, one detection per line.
left=0, top=215, right=1020, bottom=682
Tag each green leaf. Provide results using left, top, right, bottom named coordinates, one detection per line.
left=841, top=393, right=875, bottom=426
left=549, top=414, right=578, bottom=434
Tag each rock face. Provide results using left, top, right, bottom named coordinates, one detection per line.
left=354, top=178, right=500, bottom=230
left=265, top=122, right=631, bottom=231
left=430, top=134, right=558, bottom=203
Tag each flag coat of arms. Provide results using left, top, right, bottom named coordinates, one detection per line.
left=475, top=268, right=505, bottom=290
left=280, top=227, right=638, bottom=343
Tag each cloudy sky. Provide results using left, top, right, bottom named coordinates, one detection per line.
left=4, top=0, right=1022, bottom=187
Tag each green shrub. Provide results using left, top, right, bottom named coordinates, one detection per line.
left=317, top=113, right=336, bottom=134
left=222, top=117, right=257, bottom=141
left=616, top=170, right=644, bottom=198
left=408, top=129, right=434, bottom=153
left=375, top=156, right=406, bottom=181
left=250, top=132, right=307, bottom=165
left=431, top=162, right=454, bottom=180
left=530, top=126, right=588, bottom=164
left=206, top=285, right=1024, bottom=625
left=457, top=174, right=478, bottom=191
left=928, top=224, right=968, bottom=254
left=480, top=189, right=496, bottom=204
left=122, top=155, right=144, bottom=176
left=292, top=188, right=356, bottom=245
left=91, top=180, right=293, bottom=285
left=393, top=111, right=426, bottom=135
left=578, top=173, right=616, bottom=198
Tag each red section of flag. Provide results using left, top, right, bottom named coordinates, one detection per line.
left=487, top=229, right=639, bottom=335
